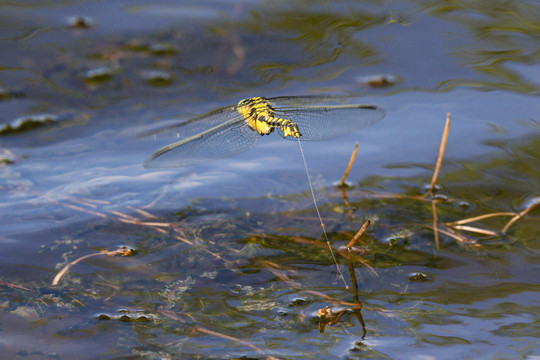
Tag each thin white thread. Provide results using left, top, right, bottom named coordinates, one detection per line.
left=297, top=138, right=348, bottom=288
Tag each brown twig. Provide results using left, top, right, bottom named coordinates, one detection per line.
left=33, top=192, right=108, bottom=218
left=110, top=210, right=140, bottom=221
left=419, top=223, right=476, bottom=245
left=338, top=243, right=378, bottom=278
left=347, top=220, right=370, bottom=249
left=301, top=290, right=361, bottom=307
left=446, top=225, right=479, bottom=245
left=446, top=212, right=516, bottom=226
left=502, top=196, right=540, bottom=233
left=427, top=112, right=451, bottom=195
left=339, top=142, right=359, bottom=187
left=342, top=251, right=379, bottom=278
left=266, top=268, right=302, bottom=288
left=348, top=253, right=360, bottom=304
left=340, top=191, right=427, bottom=202
left=341, top=186, right=354, bottom=221
left=0, top=281, right=32, bottom=292
left=52, top=246, right=134, bottom=285
left=194, top=326, right=280, bottom=359
left=127, top=205, right=156, bottom=219
left=117, top=218, right=176, bottom=227
left=450, top=225, right=498, bottom=236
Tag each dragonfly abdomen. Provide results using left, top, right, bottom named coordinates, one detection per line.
left=268, top=117, right=301, bottom=138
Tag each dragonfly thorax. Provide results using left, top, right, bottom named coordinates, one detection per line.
left=237, top=97, right=301, bottom=138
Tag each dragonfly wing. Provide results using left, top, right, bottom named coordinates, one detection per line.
left=138, top=105, right=239, bottom=140
left=273, top=105, right=385, bottom=141
left=144, top=118, right=259, bottom=168
left=268, top=95, right=352, bottom=109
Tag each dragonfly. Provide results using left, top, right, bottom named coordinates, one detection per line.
left=142, top=96, right=385, bottom=168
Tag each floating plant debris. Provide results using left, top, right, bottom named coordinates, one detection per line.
left=407, top=272, right=434, bottom=282
left=68, top=15, right=95, bottom=29
left=0, top=87, right=23, bottom=101
left=0, top=114, right=61, bottom=135
left=141, top=70, right=173, bottom=86
left=149, top=43, right=178, bottom=56
left=84, top=67, right=115, bottom=83
left=356, top=74, right=399, bottom=87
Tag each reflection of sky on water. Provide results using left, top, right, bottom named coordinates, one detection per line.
left=2, top=87, right=539, bottom=239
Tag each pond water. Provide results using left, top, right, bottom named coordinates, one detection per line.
left=1, top=1, right=540, bottom=359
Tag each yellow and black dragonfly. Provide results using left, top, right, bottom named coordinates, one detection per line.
left=142, top=96, right=385, bottom=168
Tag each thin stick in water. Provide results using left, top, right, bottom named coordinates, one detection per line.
left=347, top=219, right=370, bottom=249
left=446, top=212, right=516, bottom=226
left=52, top=246, right=134, bottom=285
left=502, top=196, right=540, bottom=233
left=428, top=113, right=451, bottom=194
left=340, top=142, right=359, bottom=187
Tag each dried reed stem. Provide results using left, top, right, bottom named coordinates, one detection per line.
left=340, top=142, right=359, bottom=187
left=194, top=326, right=276, bottom=358
left=347, top=220, right=370, bottom=249
left=419, top=224, right=474, bottom=244
left=502, top=196, right=540, bottom=233
left=52, top=247, right=133, bottom=285
left=451, top=225, right=498, bottom=236
left=446, top=212, right=516, bottom=226
left=428, top=112, right=451, bottom=194
left=341, top=186, right=354, bottom=221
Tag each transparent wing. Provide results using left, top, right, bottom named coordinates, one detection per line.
left=272, top=104, right=385, bottom=141
left=144, top=117, right=259, bottom=168
left=137, top=105, right=240, bottom=140
left=266, top=95, right=356, bottom=108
